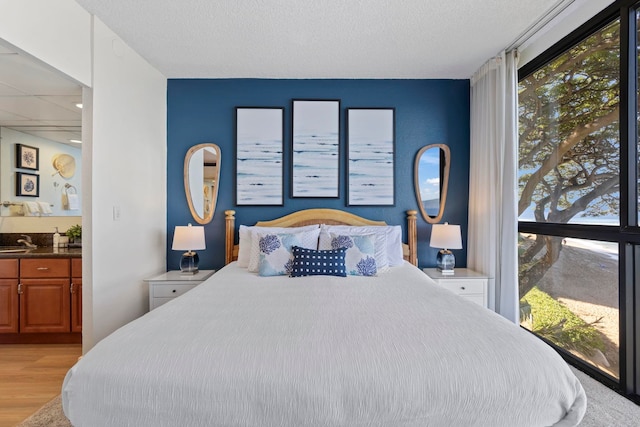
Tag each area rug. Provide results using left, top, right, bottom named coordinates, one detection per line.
left=16, top=395, right=71, bottom=427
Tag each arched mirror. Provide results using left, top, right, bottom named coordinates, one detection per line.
left=184, top=143, right=221, bottom=224
left=414, top=144, right=450, bottom=224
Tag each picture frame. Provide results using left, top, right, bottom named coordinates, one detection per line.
left=291, top=99, right=340, bottom=198
left=16, top=144, right=39, bottom=170
left=235, top=107, right=284, bottom=206
left=347, top=108, right=395, bottom=206
left=16, top=172, right=40, bottom=197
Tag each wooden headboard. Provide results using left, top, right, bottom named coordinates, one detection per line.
left=225, top=208, right=417, bottom=266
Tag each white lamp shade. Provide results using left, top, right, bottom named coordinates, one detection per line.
left=429, top=222, right=462, bottom=249
left=172, top=224, right=206, bottom=251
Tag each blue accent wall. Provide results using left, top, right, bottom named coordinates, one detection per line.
left=167, top=79, right=470, bottom=270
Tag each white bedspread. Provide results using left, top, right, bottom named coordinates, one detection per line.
left=63, top=262, right=586, bottom=426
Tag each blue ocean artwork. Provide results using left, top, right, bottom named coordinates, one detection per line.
left=236, top=108, right=283, bottom=205
left=292, top=101, right=340, bottom=197
left=347, top=109, right=394, bottom=205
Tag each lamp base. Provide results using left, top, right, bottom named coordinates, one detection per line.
left=436, top=249, right=455, bottom=274
left=180, top=251, right=199, bottom=274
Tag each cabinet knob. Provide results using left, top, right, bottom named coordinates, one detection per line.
left=172, top=289, right=177, bottom=293
left=460, top=286, right=466, bottom=290
left=17, top=283, right=23, bottom=294
left=36, top=267, right=50, bottom=271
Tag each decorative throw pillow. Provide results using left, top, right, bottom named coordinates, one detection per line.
left=239, top=224, right=319, bottom=268
left=249, top=227, right=320, bottom=272
left=319, top=225, right=387, bottom=271
left=290, top=246, right=347, bottom=277
left=326, top=233, right=377, bottom=276
left=256, top=230, right=320, bottom=276
left=319, top=224, right=404, bottom=268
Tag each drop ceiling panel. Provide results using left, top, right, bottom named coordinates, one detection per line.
left=0, top=96, right=80, bottom=121
left=0, top=53, right=82, bottom=96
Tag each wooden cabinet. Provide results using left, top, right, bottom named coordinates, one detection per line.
left=0, top=259, right=19, bottom=333
left=19, top=278, right=70, bottom=333
left=71, top=258, right=82, bottom=332
left=0, top=256, right=81, bottom=343
left=20, top=259, right=71, bottom=333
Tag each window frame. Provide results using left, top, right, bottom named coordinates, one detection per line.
left=517, top=0, right=640, bottom=402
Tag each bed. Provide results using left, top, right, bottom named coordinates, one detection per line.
left=62, top=208, right=586, bottom=426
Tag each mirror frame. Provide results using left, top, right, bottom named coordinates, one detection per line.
left=184, top=143, right=221, bottom=225
left=413, top=143, right=451, bottom=224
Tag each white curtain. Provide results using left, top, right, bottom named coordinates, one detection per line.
left=468, top=50, right=519, bottom=323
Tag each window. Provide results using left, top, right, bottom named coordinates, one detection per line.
left=518, top=2, right=640, bottom=398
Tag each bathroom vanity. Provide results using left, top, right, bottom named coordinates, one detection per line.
left=0, top=248, right=82, bottom=344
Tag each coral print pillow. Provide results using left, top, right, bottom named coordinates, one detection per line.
left=256, top=230, right=320, bottom=276
left=328, top=233, right=377, bottom=276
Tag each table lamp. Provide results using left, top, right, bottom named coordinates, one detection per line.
left=429, top=222, right=462, bottom=274
left=172, top=223, right=206, bottom=274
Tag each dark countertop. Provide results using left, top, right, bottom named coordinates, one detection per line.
left=0, top=247, right=82, bottom=259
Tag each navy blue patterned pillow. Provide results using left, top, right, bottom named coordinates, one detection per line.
left=290, top=246, right=347, bottom=277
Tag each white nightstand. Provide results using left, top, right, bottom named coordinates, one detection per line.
left=423, top=268, right=489, bottom=308
left=145, top=270, right=215, bottom=311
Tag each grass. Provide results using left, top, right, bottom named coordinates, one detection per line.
left=521, top=286, right=605, bottom=356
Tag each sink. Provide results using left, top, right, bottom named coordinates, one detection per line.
left=0, top=246, right=31, bottom=253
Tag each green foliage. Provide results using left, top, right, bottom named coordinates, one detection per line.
left=521, top=286, right=605, bottom=356
left=518, top=19, right=620, bottom=223
left=66, top=224, right=82, bottom=240
left=518, top=20, right=621, bottom=294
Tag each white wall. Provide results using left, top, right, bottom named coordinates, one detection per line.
left=0, top=0, right=168, bottom=352
left=87, top=17, right=167, bottom=349
left=0, top=0, right=91, bottom=86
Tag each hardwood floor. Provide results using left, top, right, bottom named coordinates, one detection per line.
left=0, top=344, right=81, bottom=427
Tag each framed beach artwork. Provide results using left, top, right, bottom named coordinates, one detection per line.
left=291, top=99, right=340, bottom=198
left=16, top=144, right=39, bottom=170
left=347, top=108, right=395, bottom=206
left=235, top=107, right=284, bottom=206
left=16, top=172, right=39, bottom=197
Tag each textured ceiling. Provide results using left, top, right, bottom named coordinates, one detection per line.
left=74, top=0, right=561, bottom=79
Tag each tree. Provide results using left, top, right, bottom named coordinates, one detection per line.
left=518, top=20, right=620, bottom=297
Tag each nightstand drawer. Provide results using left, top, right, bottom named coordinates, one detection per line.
left=152, top=283, right=197, bottom=298
left=438, top=279, right=485, bottom=295
left=423, top=268, right=489, bottom=308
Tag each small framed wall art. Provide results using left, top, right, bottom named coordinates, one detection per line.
left=291, top=99, right=340, bottom=198
left=16, top=172, right=40, bottom=197
left=235, top=107, right=284, bottom=206
left=347, top=108, right=395, bottom=206
left=16, top=144, right=39, bottom=170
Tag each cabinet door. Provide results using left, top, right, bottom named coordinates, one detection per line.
left=71, top=277, right=82, bottom=332
left=19, top=279, right=70, bottom=333
left=0, top=279, right=18, bottom=333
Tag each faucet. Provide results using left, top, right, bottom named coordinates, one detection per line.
left=17, top=234, right=37, bottom=249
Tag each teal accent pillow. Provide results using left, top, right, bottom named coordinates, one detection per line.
left=329, top=233, right=377, bottom=276
left=257, top=231, right=319, bottom=276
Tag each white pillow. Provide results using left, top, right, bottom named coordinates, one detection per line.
left=324, top=233, right=377, bottom=276
left=238, top=224, right=319, bottom=268
left=249, top=227, right=320, bottom=273
left=385, top=225, right=404, bottom=266
left=319, top=225, right=388, bottom=271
